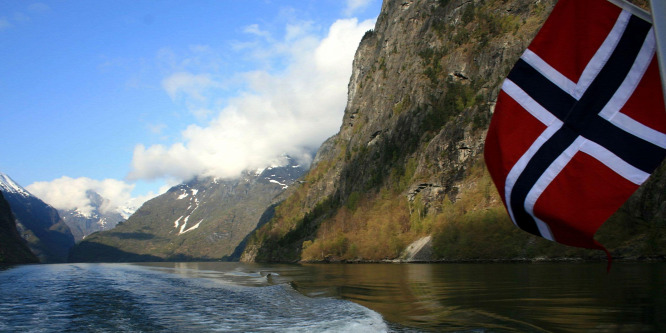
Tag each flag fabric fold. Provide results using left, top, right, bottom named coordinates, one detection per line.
left=484, top=0, right=666, bottom=255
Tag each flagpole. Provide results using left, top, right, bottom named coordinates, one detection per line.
left=607, top=0, right=651, bottom=22
left=607, top=0, right=666, bottom=108
left=649, top=0, right=666, bottom=108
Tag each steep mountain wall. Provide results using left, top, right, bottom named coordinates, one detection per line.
left=0, top=191, right=38, bottom=264
left=8, top=194, right=75, bottom=263
left=1, top=173, right=74, bottom=263
left=242, top=0, right=666, bottom=262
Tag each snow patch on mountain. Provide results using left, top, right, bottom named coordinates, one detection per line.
left=73, top=207, right=93, bottom=219
left=181, top=219, right=203, bottom=234
left=118, top=204, right=138, bottom=220
left=269, top=179, right=288, bottom=189
left=173, top=186, right=203, bottom=235
left=0, top=173, right=31, bottom=198
left=56, top=190, right=126, bottom=241
left=174, top=216, right=183, bottom=228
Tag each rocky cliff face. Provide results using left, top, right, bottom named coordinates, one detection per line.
left=241, top=0, right=556, bottom=262
left=242, top=0, right=665, bottom=263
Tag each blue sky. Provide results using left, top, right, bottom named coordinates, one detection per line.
left=0, top=0, right=380, bottom=215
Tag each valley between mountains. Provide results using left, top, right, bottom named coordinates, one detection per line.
left=2, top=0, right=664, bottom=264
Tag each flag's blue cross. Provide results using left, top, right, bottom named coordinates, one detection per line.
left=504, top=14, right=665, bottom=237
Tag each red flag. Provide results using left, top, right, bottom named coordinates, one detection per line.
left=484, top=0, right=666, bottom=256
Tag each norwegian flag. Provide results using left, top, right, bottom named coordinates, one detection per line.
left=484, top=0, right=666, bottom=255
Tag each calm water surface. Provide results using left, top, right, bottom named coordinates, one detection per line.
left=0, top=262, right=664, bottom=332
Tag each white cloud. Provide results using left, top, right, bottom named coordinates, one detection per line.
left=344, top=0, right=374, bottom=16
left=158, top=48, right=228, bottom=120
left=147, top=123, right=167, bottom=135
left=26, top=177, right=156, bottom=218
left=244, top=23, right=271, bottom=39
left=162, top=72, right=216, bottom=102
left=130, top=17, right=376, bottom=182
left=285, top=22, right=314, bottom=41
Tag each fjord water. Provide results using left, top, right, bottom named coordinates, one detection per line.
left=0, top=263, right=386, bottom=332
left=0, top=262, right=664, bottom=332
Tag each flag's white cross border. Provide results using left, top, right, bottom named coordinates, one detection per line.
left=501, top=10, right=662, bottom=241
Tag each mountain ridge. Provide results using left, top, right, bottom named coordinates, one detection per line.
left=69, top=157, right=308, bottom=262
left=0, top=172, right=74, bottom=263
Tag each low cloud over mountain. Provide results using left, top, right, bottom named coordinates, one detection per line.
left=129, top=18, right=375, bottom=182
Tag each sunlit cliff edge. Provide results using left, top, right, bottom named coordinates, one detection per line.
left=241, top=0, right=666, bottom=263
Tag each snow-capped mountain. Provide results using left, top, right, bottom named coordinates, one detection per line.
left=0, top=173, right=31, bottom=198
left=0, top=172, right=74, bottom=263
left=256, top=161, right=308, bottom=189
left=70, top=157, right=308, bottom=262
left=58, top=190, right=125, bottom=242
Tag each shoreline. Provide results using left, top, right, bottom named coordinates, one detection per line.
left=299, top=255, right=666, bottom=264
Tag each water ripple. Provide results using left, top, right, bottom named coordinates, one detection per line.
left=0, top=264, right=388, bottom=332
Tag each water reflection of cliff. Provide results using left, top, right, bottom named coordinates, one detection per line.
left=293, top=263, right=666, bottom=332
left=130, top=262, right=666, bottom=332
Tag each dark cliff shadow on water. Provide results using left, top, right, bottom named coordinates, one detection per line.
left=68, top=241, right=230, bottom=263
left=68, top=242, right=163, bottom=263
left=0, top=264, right=23, bottom=272
left=105, top=232, right=156, bottom=240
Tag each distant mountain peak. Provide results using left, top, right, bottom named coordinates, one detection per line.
left=0, top=172, right=31, bottom=198
left=58, top=189, right=125, bottom=242
left=0, top=171, right=74, bottom=262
